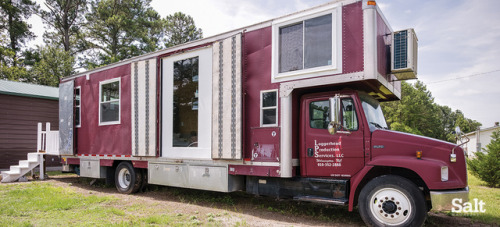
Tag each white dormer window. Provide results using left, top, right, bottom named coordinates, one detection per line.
left=272, top=4, right=342, bottom=82
left=279, top=14, right=332, bottom=73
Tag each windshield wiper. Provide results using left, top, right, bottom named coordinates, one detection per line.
left=370, top=122, right=385, bottom=129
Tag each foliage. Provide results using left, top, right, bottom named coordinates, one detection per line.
left=39, top=0, right=87, bottom=54
left=467, top=130, right=500, bottom=188
left=31, top=44, right=75, bottom=87
left=382, top=81, right=481, bottom=142
left=82, top=0, right=164, bottom=68
left=0, top=0, right=38, bottom=67
left=163, top=12, right=203, bottom=48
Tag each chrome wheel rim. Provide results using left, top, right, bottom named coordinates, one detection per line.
left=369, top=188, right=412, bottom=225
left=118, top=168, right=131, bottom=189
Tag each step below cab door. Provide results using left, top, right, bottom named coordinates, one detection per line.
left=300, top=92, right=365, bottom=178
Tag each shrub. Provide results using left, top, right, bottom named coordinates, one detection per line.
left=467, top=130, right=500, bottom=188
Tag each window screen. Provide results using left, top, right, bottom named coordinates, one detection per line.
left=279, top=23, right=303, bottom=73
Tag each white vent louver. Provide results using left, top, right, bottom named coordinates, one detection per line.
left=391, top=28, right=418, bottom=80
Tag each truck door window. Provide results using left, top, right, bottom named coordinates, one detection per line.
left=309, top=98, right=358, bottom=131
left=309, top=100, right=330, bottom=129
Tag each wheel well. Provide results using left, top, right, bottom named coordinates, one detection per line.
left=353, top=166, right=430, bottom=210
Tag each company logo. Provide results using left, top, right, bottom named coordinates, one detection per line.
left=451, top=198, right=486, bottom=213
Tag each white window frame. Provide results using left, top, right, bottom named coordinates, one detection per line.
left=161, top=47, right=212, bottom=159
left=75, top=86, right=81, bottom=128
left=99, top=77, right=121, bottom=126
left=271, top=3, right=342, bottom=83
left=260, top=89, right=278, bottom=127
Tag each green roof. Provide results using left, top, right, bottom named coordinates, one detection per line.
left=0, top=80, right=59, bottom=100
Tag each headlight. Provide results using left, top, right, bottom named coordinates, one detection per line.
left=441, top=166, right=449, bottom=182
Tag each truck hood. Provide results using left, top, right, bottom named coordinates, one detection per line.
left=370, top=130, right=468, bottom=189
left=371, top=130, right=458, bottom=157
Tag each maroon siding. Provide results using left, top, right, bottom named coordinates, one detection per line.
left=377, top=11, right=392, bottom=79
left=243, top=27, right=280, bottom=161
left=342, top=2, right=364, bottom=74
left=73, top=64, right=132, bottom=156
left=0, top=94, right=60, bottom=169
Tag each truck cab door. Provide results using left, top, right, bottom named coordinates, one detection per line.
left=300, top=94, right=365, bottom=178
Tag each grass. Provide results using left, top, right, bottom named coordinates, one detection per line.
left=0, top=182, right=221, bottom=226
left=429, top=171, right=500, bottom=225
left=1, top=171, right=498, bottom=226
left=447, top=171, right=500, bottom=224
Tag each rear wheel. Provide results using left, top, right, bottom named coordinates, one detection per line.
left=359, top=175, right=427, bottom=227
left=115, top=162, right=142, bottom=194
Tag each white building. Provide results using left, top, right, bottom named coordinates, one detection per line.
left=459, top=123, right=500, bottom=157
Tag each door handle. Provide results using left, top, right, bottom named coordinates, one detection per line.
left=307, top=148, right=314, bottom=157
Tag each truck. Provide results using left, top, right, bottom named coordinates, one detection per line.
left=2, top=0, right=469, bottom=226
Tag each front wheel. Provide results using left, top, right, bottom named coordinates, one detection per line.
left=115, top=162, right=142, bottom=194
left=358, top=175, right=427, bottom=227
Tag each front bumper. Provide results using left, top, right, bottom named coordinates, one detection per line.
left=430, top=187, right=469, bottom=211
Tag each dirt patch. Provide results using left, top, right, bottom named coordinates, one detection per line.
left=32, top=175, right=493, bottom=226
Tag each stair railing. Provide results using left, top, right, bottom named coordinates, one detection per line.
left=36, top=122, right=60, bottom=180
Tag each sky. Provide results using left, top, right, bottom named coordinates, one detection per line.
left=28, top=0, right=500, bottom=128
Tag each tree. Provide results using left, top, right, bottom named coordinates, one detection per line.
left=39, top=0, right=87, bottom=54
left=0, top=0, right=38, bottom=67
left=467, top=130, right=500, bottom=188
left=382, top=81, right=481, bottom=142
left=82, top=0, right=164, bottom=68
left=163, top=12, right=203, bottom=48
left=31, top=44, right=75, bottom=87
left=382, top=81, right=442, bottom=138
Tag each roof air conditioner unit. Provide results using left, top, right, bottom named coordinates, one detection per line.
left=391, top=28, right=418, bottom=80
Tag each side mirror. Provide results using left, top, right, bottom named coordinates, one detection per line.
left=328, top=95, right=341, bottom=135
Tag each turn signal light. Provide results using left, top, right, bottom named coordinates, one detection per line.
left=367, top=1, right=376, bottom=6
left=416, top=151, right=422, bottom=159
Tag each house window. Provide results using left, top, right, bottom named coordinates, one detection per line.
left=173, top=57, right=199, bottom=147
left=261, top=90, right=278, bottom=126
left=272, top=4, right=340, bottom=82
left=279, top=14, right=332, bottom=73
left=75, top=87, right=81, bottom=127
left=99, top=78, right=120, bottom=125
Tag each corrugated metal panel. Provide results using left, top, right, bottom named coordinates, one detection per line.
left=59, top=81, right=74, bottom=155
left=0, top=94, right=59, bottom=169
left=0, top=80, right=58, bottom=100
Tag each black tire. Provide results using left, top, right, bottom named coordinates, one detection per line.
left=358, top=175, right=427, bottom=227
left=115, top=162, right=142, bottom=194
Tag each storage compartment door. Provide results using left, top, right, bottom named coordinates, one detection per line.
left=59, top=80, right=74, bottom=155
left=131, top=59, right=157, bottom=157
left=212, top=34, right=242, bottom=160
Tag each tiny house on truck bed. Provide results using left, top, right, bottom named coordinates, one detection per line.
left=60, top=0, right=404, bottom=188
left=9, top=0, right=469, bottom=226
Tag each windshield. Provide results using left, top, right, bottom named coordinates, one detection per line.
left=359, top=92, right=388, bottom=131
